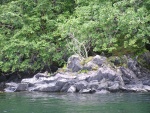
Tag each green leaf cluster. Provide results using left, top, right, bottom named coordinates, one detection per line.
left=0, top=0, right=75, bottom=73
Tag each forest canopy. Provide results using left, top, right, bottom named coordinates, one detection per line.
left=0, top=0, right=150, bottom=74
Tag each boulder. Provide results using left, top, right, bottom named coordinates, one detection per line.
left=87, top=67, right=119, bottom=82
left=108, top=82, right=120, bottom=91
left=143, top=85, right=150, bottom=92
left=67, top=55, right=83, bottom=72
left=27, top=78, right=69, bottom=92
left=82, top=55, right=107, bottom=71
left=77, top=73, right=90, bottom=81
left=5, top=82, right=18, bottom=87
left=61, top=84, right=70, bottom=92
left=142, top=79, right=150, bottom=86
left=83, top=61, right=97, bottom=71
left=61, top=82, right=74, bottom=92
left=16, top=83, right=28, bottom=91
left=36, top=83, right=61, bottom=92
left=4, top=87, right=17, bottom=92
left=88, top=80, right=99, bottom=89
left=100, top=67, right=117, bottom=80
left=75, top=81, right=88, bottom=92
left=114, top=76, right=124, bottom=86
left=97, top=78, right=109, bottom=90
left=22, top=78, right=45, bottom=87
left=120, top=67, right=137, bottom=84
left=92, top=55, right=107, bottom=66
left=77, top=71, right=96, bottom=81
left=67, top=86, right=76, bottom=93
left=4, top=82, right=18, bottom=92
left=39, top=76, right=59, bottom=84
left=55, top=78, right=68, bottom=89
left=127, top=58, right=142, bottom=77
left=87, top=70, right=103, bottom=82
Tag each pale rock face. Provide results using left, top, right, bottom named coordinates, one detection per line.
left=67, top=86, right=76, bottom=93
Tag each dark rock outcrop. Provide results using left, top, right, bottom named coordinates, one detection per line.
left=4, top=54, right=150, bottom=93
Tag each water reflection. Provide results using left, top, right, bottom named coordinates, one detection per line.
left=0, top=92, right=150, bottom=113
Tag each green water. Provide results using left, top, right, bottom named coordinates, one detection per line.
left=0, top=92, right=150, bottom=113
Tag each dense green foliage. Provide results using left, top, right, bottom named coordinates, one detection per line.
left=60, top=0, right=150, bottom=56
left=0, top=0, right=149, bottom=74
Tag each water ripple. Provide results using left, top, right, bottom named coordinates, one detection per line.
left=0, top=92, right=150, bottom=113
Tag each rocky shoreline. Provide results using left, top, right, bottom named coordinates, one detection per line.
left=3, top=55, right=150, bottom=93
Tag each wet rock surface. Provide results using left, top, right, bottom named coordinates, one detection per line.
left=4, top=54, right=150, bottom=93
